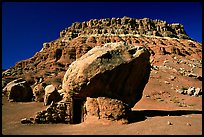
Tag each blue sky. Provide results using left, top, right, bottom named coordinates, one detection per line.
left=2, top=2, right=202, bottom=69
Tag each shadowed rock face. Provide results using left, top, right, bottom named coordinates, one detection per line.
left=44, top=84, right=62, bottom=106
left=62, top=42, right=151, bottom=108
left=3, top=78, right=33, bottom=102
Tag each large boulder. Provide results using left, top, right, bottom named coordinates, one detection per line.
left=62, top=42, right=151, bottom=107
left=3, top=78, right=33, bottom=102
left=44, top=85, right=62, bottom=106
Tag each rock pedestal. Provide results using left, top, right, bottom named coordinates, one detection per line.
left=62, top=42, right=151, bottom=123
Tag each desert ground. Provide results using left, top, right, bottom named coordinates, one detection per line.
left=2, top=67, right=202, bottom=135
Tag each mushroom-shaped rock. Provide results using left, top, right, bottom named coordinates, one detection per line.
left=44, top=85, right=62, bottom=106
left=62, top=42, right=151, bottom=108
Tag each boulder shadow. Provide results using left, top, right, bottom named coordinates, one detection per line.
left=128, top=109, right=202, bottom=124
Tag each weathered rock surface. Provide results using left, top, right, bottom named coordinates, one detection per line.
left=33, top=83, right=47, bottom=102
left=84, top=97, right=130, bottom=123
left=2, top=78, right=33, bottom=102
left=62, top=42, right=151, bottom=108
left=44, top=85, right=62, bottom=106
left=60, top=17, right=190, bottom=40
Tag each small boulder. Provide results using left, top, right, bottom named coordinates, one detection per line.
left=194, top=88, right=202, bottom=96
left=44, top=85, right=62, bottom=106
left=21, top=118, right=34, bottom=124
left=176, top=89, right=185, bottom=94
left=187, top=87, right=195, bottom=96
left=33, top=83, right=47, bottom=102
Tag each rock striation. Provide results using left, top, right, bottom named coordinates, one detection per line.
left=60, top=16, right=190, bottom=40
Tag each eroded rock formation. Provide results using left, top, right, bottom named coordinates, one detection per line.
left=60, top=42, right=151, bottom=123
left=2, top=17, right=201, bottom=91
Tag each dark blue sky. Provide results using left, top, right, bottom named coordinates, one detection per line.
left=2, top=2, right=202, bottom=69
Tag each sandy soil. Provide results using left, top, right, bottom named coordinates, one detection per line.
left=2, top=85, right=202, bottom=135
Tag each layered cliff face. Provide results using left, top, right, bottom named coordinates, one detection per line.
left=60, top=16, right=190, bottom=40
left=2, top=16, right=202, bottom=91
left=2, top=16, right=202, bottom=124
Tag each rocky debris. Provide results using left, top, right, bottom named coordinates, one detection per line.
left=2, top=69, right=12, bottom=77
left=159, top=47, right=168, bottom=55
left=176, top=87, right=202, bottom=97
left=186, top=123, right=191, bottom=126
left=58, top=88, right=66, bottom=99
left=21, top=118, right=34, bottom=124
left=3, top=78, right=33, bottom=102
left=33, top=83, right=47, bottom=102
left=169, top=76, right=176, bottom=81
left=84, top=97, right=130, bottom=123
left=164, top=81, right=170, bottom=84
left=167, top=121, right=173, bottom=125
left=34, top=102, right=71, bottom=124
left=62, top=42, right=151, bottom=108
left=177, top=67, right=202, bottom=81
left=186, top=73, right=202, bottom=81
left=44, top=85, right=62, bottom=106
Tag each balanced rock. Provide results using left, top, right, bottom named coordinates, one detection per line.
left=44, top=85, right=62, bottom=106
left=62, top=42, right=150, bottom=122
left=3, top=78, right=33, bottom=102
left=62, top=42, right=150, bottom=107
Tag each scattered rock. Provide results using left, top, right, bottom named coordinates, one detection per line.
left=176, top=87, right=202, bottom=97
left=44, top=85, right=62, bottom=106
left=186, top=123, right=191, bottom=126
left=21, top=118, right=34, bottom=124
left=164, top=81, right=170, bottom=84
left=169, top=76, right=176, bottom=81
left=187, top=73, right=202, bottom=81
left=194, top=88, right=202, bottom=96
left=145, top=95, right=150, bottom=98
left=176, top=89, right=184, bottom=94
left=34, top=102, right=70, bottom=124
left=3, top=78, right=33, bottom=102
left=187, top=87, right=195, bottom=96
left=167, top=121, right=172, bottom=125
